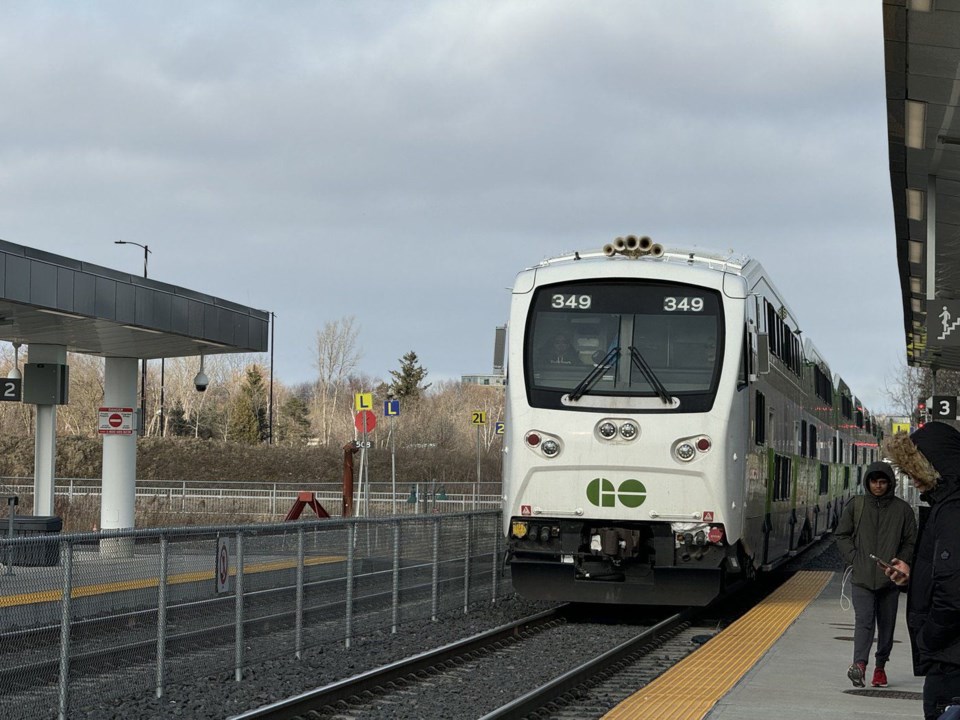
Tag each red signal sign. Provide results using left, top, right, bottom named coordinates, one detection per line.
left=354, top=409, right=377, bottom=432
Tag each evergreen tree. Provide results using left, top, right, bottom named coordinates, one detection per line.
left=227, top=365, right=268, bottom=444
left=276, top=395, right=311, bottom=445
left=389, top=351, right=430, bottom=399
left=167, top=401, right=190, bottom=437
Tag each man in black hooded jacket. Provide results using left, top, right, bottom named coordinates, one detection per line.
left=835, top=461, right=916, bottom=688
left=884, top=422, right=960, bottom=720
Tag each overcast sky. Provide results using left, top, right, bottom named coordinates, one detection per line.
left=0, top=1, right=903, bottom=411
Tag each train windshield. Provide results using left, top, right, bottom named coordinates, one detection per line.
left=525, top=280, right=724, bottom=411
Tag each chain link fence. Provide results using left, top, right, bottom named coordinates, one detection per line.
left=0, top=510, right=508, bottom=720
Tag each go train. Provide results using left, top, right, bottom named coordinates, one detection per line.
left=502, top=236, right=879, bottom=605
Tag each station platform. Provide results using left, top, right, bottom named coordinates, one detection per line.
left=605, top=570, right=926, bottom=720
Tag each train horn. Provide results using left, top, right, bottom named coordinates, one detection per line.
left=602, top=243, right=617, bottom=257
left=624, top=235, right=640, bottom=252
left=638, top=236, right=652, bottom=252
left=613, top=236, right=628, bottom=252
left=649, top=243, right=664, bottom=258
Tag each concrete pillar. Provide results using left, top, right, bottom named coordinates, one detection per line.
left=101, top=357, right=138, bottom=557
left=27, top=344, right=67, bottom=517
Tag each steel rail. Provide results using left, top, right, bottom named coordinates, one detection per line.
left=227, top=607, right=567, bottom=720
left=477, top=610, right=691, bottom=720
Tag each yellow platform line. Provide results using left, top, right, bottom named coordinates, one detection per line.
left=603, top=570, right=832, bottom=720
left=0, top=554, right=344, bottom=608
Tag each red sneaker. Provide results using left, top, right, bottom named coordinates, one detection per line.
left=872, top=667, right=888, bottom=687
left=847, top=662, right=866, bottom=687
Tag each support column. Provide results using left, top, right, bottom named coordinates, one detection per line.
left=28, top=345, right=67, bottom=517
left=101, top=357, right=138, bottom=558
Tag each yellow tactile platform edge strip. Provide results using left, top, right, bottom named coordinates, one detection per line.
left=0, top=554, right=345, bottom=608
left=603, top=570, right=832, bottom=720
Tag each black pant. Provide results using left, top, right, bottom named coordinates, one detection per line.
left=924, top=667, right=960, bottom=719
left=851, top=583, right=901, bottom=666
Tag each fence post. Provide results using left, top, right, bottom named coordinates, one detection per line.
left=5, top=495, right=16, bottom=576
left=57, top=539, right=73, bottom=720
left=296, top=526, right=304, bottom=660
left=391, top=520, right=401, bottom=634
left=234, top=531, right=245, bottom=682
left=491, top=515, right=500, bottom=603
left=463, top=515, right=472, bottom=614
left=431, top=516, right=440, bottom=621
left=156, top=535, right=169, bottom=698
left=345, top=523, right=355, bottom=648
left=181, top=481, right=186, bottom=512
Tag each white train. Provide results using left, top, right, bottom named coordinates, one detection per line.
left=502, top=237, right=879, bottom=605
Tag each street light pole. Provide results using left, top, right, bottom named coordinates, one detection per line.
left=115, top=240, right=152, bottom=437
left=268, top=312, right=275, bottom=445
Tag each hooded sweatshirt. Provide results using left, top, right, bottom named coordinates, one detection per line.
left=884, top=422, right=960, bottom=673
left=835, top=461, right=917, bottom=591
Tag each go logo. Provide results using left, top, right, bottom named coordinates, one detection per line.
left=586, top=478, right=647, bottom=508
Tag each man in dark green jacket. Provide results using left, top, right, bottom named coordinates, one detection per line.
left=835, top=461, right=917, bottom=689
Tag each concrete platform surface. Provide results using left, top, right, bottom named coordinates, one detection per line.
left=706, top=571, right=923, bottom=719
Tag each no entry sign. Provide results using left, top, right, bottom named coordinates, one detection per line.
left=98, top=407, right=135, bottom=435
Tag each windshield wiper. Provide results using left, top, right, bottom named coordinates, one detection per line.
left=568, top=347, right=620, bottom=401
left=628, top=346, right=672, bottom=404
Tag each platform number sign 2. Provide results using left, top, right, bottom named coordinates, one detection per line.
left=931, top=395, right=958, bottom=420
left=471, top=411, right=487, bottom=425
left=0, top=378, right=21, bottom=402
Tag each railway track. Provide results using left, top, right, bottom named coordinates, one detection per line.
left=0, top=569, right=468, bottom=693
left=229, top=605, right=703, bottom=720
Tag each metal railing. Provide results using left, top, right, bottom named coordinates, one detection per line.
left=0, top=510, right=508, bottom=720
left=0, top=477, right=502, bottom=517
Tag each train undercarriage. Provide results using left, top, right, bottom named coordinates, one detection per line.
left=507, top=517, right=748, bottom=605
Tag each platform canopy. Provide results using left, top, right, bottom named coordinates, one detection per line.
left=0, top=239, right=268, bottom=359
left=886, top=0, right=960, bottom=370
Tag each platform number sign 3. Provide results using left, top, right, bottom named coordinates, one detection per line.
left=0, top=378, right=21, bottom=402
left=932, top=395, right=958, bottom=420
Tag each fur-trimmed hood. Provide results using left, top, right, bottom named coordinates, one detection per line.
left=883, top=421, right=960, bottom=493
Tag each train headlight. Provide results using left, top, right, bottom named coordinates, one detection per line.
left=511, top=521, right=529, bottom=539
left=619, top=422, right=638, bottom=440
left=675, top=442, right=696, bottom=461
left=598, top=421, right=617, bottom=439
left=541, top=439, right=560, bottom=457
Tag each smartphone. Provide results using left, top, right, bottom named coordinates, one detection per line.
left=869, top=553, right=894, bottom=570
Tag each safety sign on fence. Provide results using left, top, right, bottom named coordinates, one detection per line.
left=216, top=536, right=231, bottom=594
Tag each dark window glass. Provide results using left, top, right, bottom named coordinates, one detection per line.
left=525, top=281, right=724, bottom=411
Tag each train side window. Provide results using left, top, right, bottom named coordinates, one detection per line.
left=819, top=463, right=829, bottom=494
left=843, top=466, right=850, bottom=490
left=773, top=454, right=792, bottom=501
left=755, top=391, right=766, bottom=445
left=800, top=420, right=808, bottom=457
left=809, top=425, right=818, bottom=460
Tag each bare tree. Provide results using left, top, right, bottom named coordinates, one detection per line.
left=884, top=357, right=927, bottom=416
left=313, top=316, right=362, bottom=444
left=58, top=354, right=104, bottom=435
